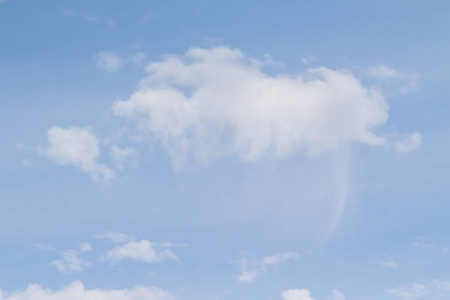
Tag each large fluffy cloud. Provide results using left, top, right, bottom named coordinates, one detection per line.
left=40, top=127, right=114, bottom=182
left=113, top=47, right=412, bottom=167
left=0, top=281, right=174, bottom=300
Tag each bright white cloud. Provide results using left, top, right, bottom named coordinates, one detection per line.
left=281, top=289, right=314, bottom=300
left=50, top=250, right=91, bottom=273
left=93, top=232, right=131, bottom=243
left=0, top=281, right=174, bottom=300
left=93, top=51, right=123, bottom=72
left=113, top=47, right=420, bottom=168
left=238, top=252, right=299, bottom=283
left=394, top=132, right=422, bottom=153
left=41, top=126, right=114, bottom=182
left=388, top=283, right=428, bottom=300
left=105, top=240, right=178, bottom=264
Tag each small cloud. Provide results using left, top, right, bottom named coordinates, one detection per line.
left=411, top=237, right=448, bottom=252
left=93, top=52, right=123, bottom=73
left=393, top=132, right=422, bottom=153
left=33, top=243, right=56, bottom=251
left=238, top=252, right=299, bottom=283
left=281, top=289, right=314, bottom=300
left=328, top=290, right=346, bottom=300
left=301, top=55, right=317, bottom=66
left=104, top=240, right=178, bottom=264
left=80, top=242, right=92, bottom=252
left=368, top=64, right=404, bottom=81
left=367, top=64, right=419, bottom=94
left=40, top=126, right=114, bottom=182
left=50, top=250, right=91, bottom=274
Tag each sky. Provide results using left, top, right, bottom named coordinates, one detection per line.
left=1, top=1, right=450, bottom=299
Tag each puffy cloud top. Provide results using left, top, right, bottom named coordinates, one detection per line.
left=0, top=281, right=174, bottom=300
left=114, top=47, right=390, bottom=167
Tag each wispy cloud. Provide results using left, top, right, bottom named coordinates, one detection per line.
left=61, top=10, right=117, bottom=27
left=392, top=132, right=422, bottom=153
left=238, top=252, right=299, bottom=283
left=380, top=255, right=398, bottom=269
left=50, top=250, right=91, bottom=273
left=49, top=242, right=92, bottom=274
left=93, top=232, right=131, bottom=243
left=411, top=237, right=449, bottom=252
left=367, top=64, right=419, bottom=94
left=93, top=52, right=123, bottom=73
left=110, top=145, right=138, bottom=170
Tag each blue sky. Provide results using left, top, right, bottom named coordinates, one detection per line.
left=1, top=1, right=450, bottom=300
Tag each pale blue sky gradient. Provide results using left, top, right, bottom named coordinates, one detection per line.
left=1, top=1, right=450, bottom=300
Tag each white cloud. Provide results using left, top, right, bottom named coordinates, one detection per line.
left=327, top=290, right=346, bottom=300
left=105, top=240, right=178, bottom=264
left=50, top=250, right=91, bottom=273
left=367, top=64, right=419, bottom=94
left=40, top=126, right=114, bottom=182
left=110, top=145, right=138, bottom=170
left=388, top=280, right=450, bottom=300
left=0, top=281, right=174, bottom=300
left=113, top=47, right=419, bottom=168
left=238, top=252, right=299, bottom=283
left=388, top=283, right=428, bottom=300
left=281, top=289, right=314, bottom=300
left=93, top=232, right=131, bottom=243
left=394, top=132, right=422, bottom=153
left=368, top=65, right=404, bottom=81
left=93, top=51, right=123, bottom=73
